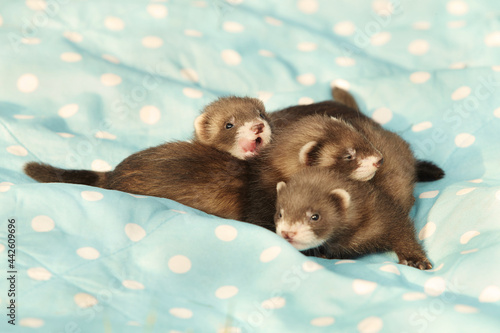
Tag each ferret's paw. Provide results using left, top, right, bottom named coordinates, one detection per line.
left=399, top=258, right=432, bottom=270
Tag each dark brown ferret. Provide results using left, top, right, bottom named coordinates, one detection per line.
left=244, top=114, right=384, bottom=229
left=274, top=167, right=432, bottom=270
left=24, top=97, right=270, bottom=220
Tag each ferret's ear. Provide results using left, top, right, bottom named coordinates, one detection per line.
left=298, top=141, right=318, bottom=166
left=330, top=189, right=350, bottom=210
left=194, top=114, right=209, bottom=141
left=276, top=181, right=286, bottom=193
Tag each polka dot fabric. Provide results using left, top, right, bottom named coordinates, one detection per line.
left=1, top=0, right=500, bottom=332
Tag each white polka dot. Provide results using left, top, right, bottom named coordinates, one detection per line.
left=104, top=16, right=125, bottom=31
left=403, top=292, right=427, bottom=301
left=21, top=37, right=41, bottom=45
left=494, top=107, right=500, bottom=118
left=371, top=107, right=392, bottom=124
left=451, top=86, right=471, bottom=100
left=461, top=249, right=478, bottom=254
left=419, top=222, right=436, bottom=240
left=91, top=159, right=112, bottom=172
left=468, top=179, right=483, bottom=183
left=447, top=0, right=469, bottom=15
left=311, top=316, right=334, bottom=327
left=0, top=244, right=4, bottom=252
left=302, top=260, right=324, bottom=272
left=17, top=74, right=39, bottom=93
left=456, top=188, right=476, bottom=196
left=127, top=321, right=140, bottom=326
left=77, top=247, right=100, bottom=260
left=261, top=296, right=286, bottom=309
left=260, top=246, right=281, bottom=263
left=183, top=87, right=203, bottom=99
left=419, top=191, right=439, bottom=199
left=14, top=114, right=35, bottom=119
left=102, top=54, right=120, bottom=64
left=379, top=264, right=400, bottom=275
left=496, top=190, right=500, bottom=201
left=297, top=42, right=317, bottom=52
left=74, top=293, right=98, bottom=308
left=330, top=79, right=350, bottom=91
left=32, top=215, right=55, bottom=232
left=298, top=97, right=314, bottom=105
left=95, top=131, right=117, bottom=140
left=27, top=267, right=51, bottom=281
left=296, top=73, right=316, bottom=86
left=408, top=40, right=430, bottom=55
left=265, top=16, right=283, bottom=26
left=258, top=50, right=274, bottom=57
left=353, top=279, right=377, bottom=295
left=226, top=0, right=243, bottom=4
left=142, top=36, right=163, bottom=48
left=123, top=280, right=145, bottom=290
left=19, top=318, right=44, bottom=328
left=448, top=20, right=467, bottom=29
left=371, top=32, right=391, bottom=46
left=335, top=259, right=356, bottom=264
left=101, top=73, right=122, bottom=86
left=479, top=285, right=500, bottom=303
left=454, top=304, right=479, bottom=313
left=358, top=316, right=383, bottom=333
left=372, top=0, right=394, bottom=15
left=81, top=191, right=104, bottom=201
left=60, top=52, right=82, bottom=62
left=413, top=21, right=431, bottom=30
left=412, top=121, right=433, bottom=132
left=424, top=276, right=446, bottom=296
left=125, top=223, right=146, bottom=242
left=140, top=105, right=161, bottom=125
left=336, top=57, right=356, bottom=67
left=184, top=29, right=202, bottom=37
left=223, top=21, right=244, bottom=33
left=492, top=65, right=500, bottom=71
left=7, top=145, right=28, bottom=156
left=0, top=182, right=14, bottom=192
left=410, top=71, right=431, bottom=84
left=57, top=132, right=74, bottom=138
left=147, top=4, right=168, bottom=18
left=485, top=32, right=500, bottom=47
left=449, top=62, right=466, bottom=70
left=168, top=255, right=191, bottom=273
left=58, top=104, right=79, bottom=118
left=26, top=0, right=46, bottom=10
left=169, top=308, right=192, bottom=319
left=429, top=263, right=445, bottom=272
left=297, top=0, right=318, bottom=14
left=215, top=285, right=238, bottom=299
left=180, top=68, right=199, bottom=82
left=193, top=0, right=208, bottom=6
left=0, top=14, right=3, bottom=27
left=221, top=49, right=242, bottom=65
left=215, top=225, right=238, bottom=242
left=455, top=133, right=475, bottom=148
left=333, top=21, right=355, bottom=36
left=64, top=31, right=82, bottom=43
left=257, top=91, right=273, bottom=103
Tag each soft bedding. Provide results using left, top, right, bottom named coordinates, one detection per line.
left=1, top=0, right=500, bottom=332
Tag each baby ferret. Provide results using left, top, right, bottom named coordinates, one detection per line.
left=275, top=167, right=432, bottom=270
left=24, top=97, right=271, bottom=220
left=243, top=114, right=384, bottom=229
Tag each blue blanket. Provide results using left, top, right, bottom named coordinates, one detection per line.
left=1, top=0, right=500, bottom=332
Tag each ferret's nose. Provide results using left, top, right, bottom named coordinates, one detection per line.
left=251, top=123, right=264, bottom=135
left=373, top=157, right=384, bottom=168
left=281, top=231, right=296, bottom=240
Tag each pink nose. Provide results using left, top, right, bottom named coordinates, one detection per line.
left=281, top=231, right=297, bottom=240
left=252, top=123, right=264, bottom=134
left=373, top=157, right=384, bottom=168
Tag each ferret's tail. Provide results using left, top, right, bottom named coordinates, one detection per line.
left=332, top=87, right=360, bottom=111
left=24, top=162, right=106, bottom=187
left=415, top=160, right=445, bottom=182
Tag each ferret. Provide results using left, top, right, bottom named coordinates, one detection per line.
left=269, top=87, right=445, bottom=214
left=243, top=114, right=384, bottom=229
left=275, top=167, right=432, bottom=270
left=24, top=97, right=271, bottom=220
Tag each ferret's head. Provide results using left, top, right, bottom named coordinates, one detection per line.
left=194, top=96, right=272, bottom=159
left=274, top=168, right=352, bottom=251
left=298, top=116, right=383, bottom=181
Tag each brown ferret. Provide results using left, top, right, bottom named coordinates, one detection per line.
left=24, top=97, right=271, bottom=220
left=275, top=167, right=432, bottom=270
left=269, top=88, right=444, bottom=214
left=244, top=114, right=384, bottom=229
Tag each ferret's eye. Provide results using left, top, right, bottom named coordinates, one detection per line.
left=278, top=212, right=282, bottom=219
left=344, top=154, right=353, bottom=160
left=259, top=112, right=266, bottom=119
left=310, top=214, right=320, bottom=221
left=225, top=123, right=234, bottom=130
